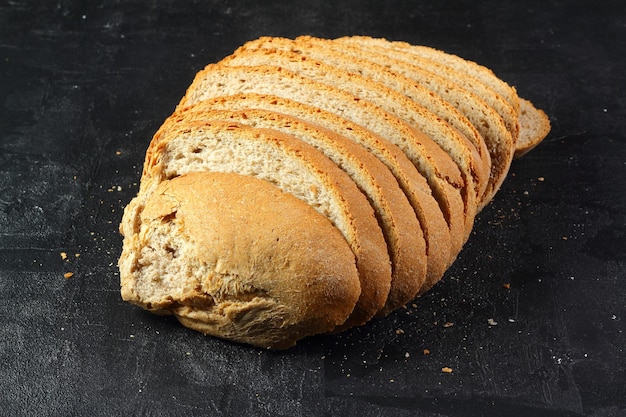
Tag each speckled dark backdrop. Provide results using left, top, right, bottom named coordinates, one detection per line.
left=1, top=1, right=625, bottom=416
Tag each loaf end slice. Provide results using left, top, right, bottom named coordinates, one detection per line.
left=119, top=172, right=361, bottom=349
left=515, top=98, right=551, bottom=158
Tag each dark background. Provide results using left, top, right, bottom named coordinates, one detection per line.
left=1, top=1, right=625, bottom=416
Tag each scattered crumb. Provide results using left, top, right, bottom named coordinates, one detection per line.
left=116, top=150, right=122, bottom=156
left=441, top=367, right=453, bottom=373
left=423, top=349, right=431, bottom=355
left=503, top=283, right=511, bottom=289
left=538, top=177, right=545, bottom=182
left=405, top=352, right=410, bottom=358
left=562, top=236, right=568, bottom=240
left=64, top=272, right=74, bottom=279
left=443, top=322, right=454, bottom=328
left=395, top=328, right=405, bottom=335
left=75, top=253, right=80, bottom=258
left=60, top=252, right=68, bottom=260
left=488, top=318, right=498, bottom=326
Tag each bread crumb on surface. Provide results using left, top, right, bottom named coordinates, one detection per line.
left=423, top=349, right=431, bottom=355
left=487, top=318, right=498, bottom=326
left=441, top=367, right=453, bottom=373
left=64, top=272, right=74, bottom=279
left=60, top=252, right=67, bottom=260
left=503, top=283, right=511, bottom=289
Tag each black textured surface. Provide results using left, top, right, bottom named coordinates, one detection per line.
left=1, top=1, right=625, bottom=416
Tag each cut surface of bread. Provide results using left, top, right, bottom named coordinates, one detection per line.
left=277, top=35, right=492, bottom=173
left=119, top=172, right=361, bottom=349
left=143, top=120, right=392, bottom=329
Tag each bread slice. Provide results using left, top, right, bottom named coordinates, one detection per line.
left=141, top=120, right=391, bottom=329
left=119, top=171, right=362, bottom=349
left=515, top=98, right=551, bottom=158
left=220, top=47, right=485, bottom=231
left=330, top=37, right=515, bottom=207
left=182, top=94, right=455, bottom=293
left=179, top=64, right=469, bottom=254
left=155, top=107, right=427, bottom=315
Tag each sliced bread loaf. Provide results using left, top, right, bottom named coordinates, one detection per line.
left=142, top=120, right=392, bottom=329
left=119, top=171, right=361, bottom=349
left=120, top=35, right=552, bottom=348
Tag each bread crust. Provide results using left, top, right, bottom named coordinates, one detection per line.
left=119, top=172, right=361, bottom=349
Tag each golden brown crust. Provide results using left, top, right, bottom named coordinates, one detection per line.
left=120, top=172, right=361, bottom=349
